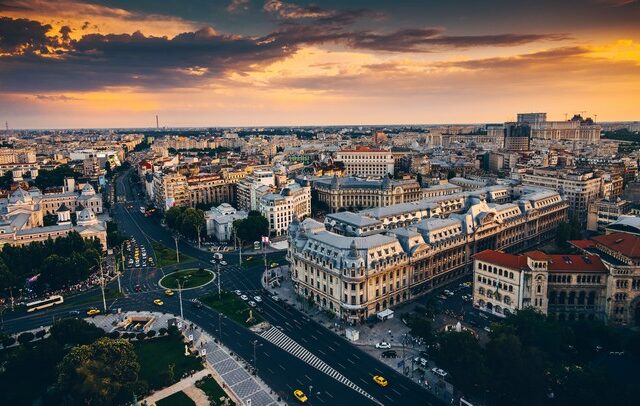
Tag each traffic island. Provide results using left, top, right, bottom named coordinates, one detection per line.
left=160, top=269, right=215, bottom=290
left=200, top=291, right=265, bottom=327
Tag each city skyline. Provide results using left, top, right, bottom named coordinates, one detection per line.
left=1, top=0, right=640, bottom=128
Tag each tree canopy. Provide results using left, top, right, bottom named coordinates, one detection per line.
left=233, top=211, right=269, bottom=243
left=0, top=232, right=102, bottom=292
left=56, top=337, right=146, bottom=405
left=164, top=206, right=206, bottom=241
left=33, top=165, right=78, bottom=190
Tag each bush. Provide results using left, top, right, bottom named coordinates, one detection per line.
left=146, top=330, right=157, bottom=338
left=167, top=325, right=180, bottom=337
left=2, top=335, right=16, bottom=347
left=35, top=330, right=46, bottom=339
left=158, top=327, right=167, bottom=336
left=17, top=332, right=35, bottom=344
left=136, top=332, right=147, bottom=341
left=108, top=331, right=121, bottom=339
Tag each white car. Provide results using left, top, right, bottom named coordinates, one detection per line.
left=240, top=295, right=249, bottom=301
left=443, top=290, right=454, bottom=296
left=210, top=259, right=217, bottom=264
left=220, top=260, right=227, bottom=266
left=248, top=301, right=257, bottom=308
left=375, top=342, right=392, bottom=349
left=234, top=290, right=242, bottom=296
left=253, top=296, right=262, bottom=302
left=432, top=367, right=448, bottom=378
left=271, top=295, right=280, bottom=301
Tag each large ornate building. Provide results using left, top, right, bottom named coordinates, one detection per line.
left=472, top=231, right=640, bottom=326
left=313, top=175, right=464, bottom=213
left=0, top=187, right=107, bottom=249
left=287, top=186, right=568, bottom=323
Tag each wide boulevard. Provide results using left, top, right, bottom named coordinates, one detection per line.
left=2, top=166, right=441, bottom=406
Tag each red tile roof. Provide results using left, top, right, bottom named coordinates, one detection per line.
left=591, top=232, right=640, bottom=260
left=568, top=240, right=596, bottom=250
left=546, top=254, right=607, bottom=273
left=473, top=250, right=530, bottom=270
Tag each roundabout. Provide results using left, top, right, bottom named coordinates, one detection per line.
left=159, top=268, right=215, bottom=290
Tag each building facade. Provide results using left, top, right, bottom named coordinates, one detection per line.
left=335, top=147, right=395, bottom=178
left=260, top=183, right=311, bottom=236
left=288, top=187, right=568, bottom=323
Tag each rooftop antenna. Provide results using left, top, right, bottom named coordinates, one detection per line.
left=156, top=115, right=159, bottom=129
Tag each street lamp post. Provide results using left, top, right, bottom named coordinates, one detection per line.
left=216, top=262, right=221, bottom=299
left=173, top=233, right=180, bottom=263
left=97, top=255, right=108, bottom=312
left=177, top=279, right=184, bottom=320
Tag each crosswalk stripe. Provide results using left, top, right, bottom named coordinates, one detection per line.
left=259, top=327, right=380, bottom=404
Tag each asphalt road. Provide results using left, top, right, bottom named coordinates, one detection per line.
left=3, top=164, right=442, bottom=406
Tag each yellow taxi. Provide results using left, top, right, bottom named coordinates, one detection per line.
left=164, top=289, right=175, bottom=296
left=293, top=389, right=308, bottom=403
left=373, top=375, right=388, bottom=387
left=153, top=299, right=164, bottom=306
left=86, top=308, right=101, bottom=316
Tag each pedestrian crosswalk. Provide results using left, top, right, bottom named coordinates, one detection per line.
left=260, top=327, right=380, bottom=405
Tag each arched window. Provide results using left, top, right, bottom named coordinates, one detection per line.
left=559, top=291, right=566, bottom=304
left=549, top=291, right=557, bottom=304
left=587, top=291, right=596, bottom=305
left=504, top=296, right=511, bottom=305
left=578, top=291, right=586, bottom=305
left=568, top=291, right=576, bottom=305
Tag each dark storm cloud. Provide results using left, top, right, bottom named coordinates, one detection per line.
left=0, top=18, right=294, bottom=92
left=0, top=11, right=571, bottom=93
left=0, top=16, right=53, bottom=53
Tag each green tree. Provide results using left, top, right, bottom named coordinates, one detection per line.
left=49, top=318, right=105, bottom=346
left=447, top=169, right=456, bottom=179
left=233, top=212, right=269, bottom=244
left=33, top=165, right=78, bottom=189
left=434, top=331, right=488, bottom=396
left=406, top=315, right=433, bottom=343
left=0, top=171, right=13, bottom=189
left=179, top=207, right=205, bottom=241
left=56, top=338, right=145, bottom=405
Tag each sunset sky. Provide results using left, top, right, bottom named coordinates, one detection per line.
left=1, top=0, right=639, bottom=128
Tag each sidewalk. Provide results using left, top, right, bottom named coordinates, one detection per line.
left=143, top=369, right=209, bottom=405
left=262, top=269, right=456, bottom=404
left=89, top=311, right=282, bottom=406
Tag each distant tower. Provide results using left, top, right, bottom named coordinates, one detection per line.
left=156, top=115, right=159, bottom=129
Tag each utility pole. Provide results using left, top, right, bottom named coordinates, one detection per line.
left=174, top=234, right=180, bottom=263
left=6, top=287, right=14, bottom=311
left=178, top=279, right=184, bottom=319
left=99, top=256, right=107, bottom=312
left=217, top=262, right=221, bottom=299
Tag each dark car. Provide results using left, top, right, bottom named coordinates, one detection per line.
left=134, top=285, right=142, bottom=292
left=382, top=350, right=398, bottom=358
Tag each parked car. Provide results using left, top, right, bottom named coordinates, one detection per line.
left=248, top=300, right=257, bottom=307
left=443, top=289, right=454, bottom=296
left=240, top=295, right=249, bottom=301
left=234, top=290, right=242, bottom=295
left=271, top=295, right=280, bottom=301
left=431, top=367, right=448, bottom=378
left=220, top=260, right=227, bottom=266
left=382, top=350, right=397, bottom=358
left=375, top=342, right=392, bottom=349
left=253, top=296, right=262, bottom=302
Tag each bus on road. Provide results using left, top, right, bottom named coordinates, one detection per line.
left=26, top=295, right=64, bottom=312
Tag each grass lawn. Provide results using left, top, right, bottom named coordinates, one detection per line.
left=161, top=268, right=214, bottom=289
left=152, top=241, right=194, bottom=267
left=196, top=375, right=235, bottom=406
left=134, top=335, right=203, bottom=391
left=200, top=291, right=264, bottom=327
left=156, top=391, right=195, bottom=406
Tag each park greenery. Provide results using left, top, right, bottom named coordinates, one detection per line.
left=0, top=318, right=203, bottom=405
left=151, top=241, right=194, bottom=267
left=432, top=309, right=640, bottom=405
left=165, top=206, right=206, bottom=241
left=34, top=164, right=79, bottom=190
left=200, top=291, right=264, bottom=327
left=0, top=231, right=102, bottom=292
left=232, top=210, right=269, bottom=245
left=160, top=268, right=214, bottom=289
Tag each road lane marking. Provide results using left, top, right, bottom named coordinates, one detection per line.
left=305, top=374, right=312, bottom=381
left=392, top=389, right=402, bottom=396
left=325, top=392, right=334, bottom=399
left=337, top=363, right=346, bottom=369
left=317, top=349, right=326, bottom=355
left=347, top=358, right=355, bottom=364
left=398, top=383, right=409, bottom=391
left=279, top=364, right=286, bottom=370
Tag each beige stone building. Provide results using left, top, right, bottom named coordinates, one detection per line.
left=260, top=183, right=311, bottom=236
left=335, top=147, right=395, bottom=178
left=288, top=187, right=568, bottom=323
